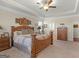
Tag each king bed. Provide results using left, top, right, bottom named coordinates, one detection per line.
left=11, top=25, right=53, bottom=58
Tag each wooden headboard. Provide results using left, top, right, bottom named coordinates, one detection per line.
left=11, top=26, right=34, bottom=32
left=11, top=25, right=34, bottom=46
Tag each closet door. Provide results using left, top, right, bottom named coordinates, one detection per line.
left=57, top=27, right=67, bottom=41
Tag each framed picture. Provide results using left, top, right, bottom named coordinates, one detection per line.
left=73, top=24, right=78, bottom=28
left=15, top=18, right=31, bottom=25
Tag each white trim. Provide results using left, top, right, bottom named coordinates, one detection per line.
left=45, top=14, right=78, bottom=21
left=74, top=0, right=79, bottom=13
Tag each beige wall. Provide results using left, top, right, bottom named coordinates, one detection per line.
left=1, top=9, right=79, bottom=42
left=0, top=10, right=38, bottom=35
left=73, top=21, right=79, bottom=39
left=44, top=17, right=73, bottom=41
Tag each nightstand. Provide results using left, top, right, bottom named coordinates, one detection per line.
left=0, top=32, right=10, bottom=52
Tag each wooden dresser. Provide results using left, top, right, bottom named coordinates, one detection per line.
left=0, top=32, right=10, bottom=52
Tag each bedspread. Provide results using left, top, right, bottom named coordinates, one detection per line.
left=13, top=35, right=32, bottom=56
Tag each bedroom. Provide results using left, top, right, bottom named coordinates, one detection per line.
left=0, top=0, right=79, bottom=58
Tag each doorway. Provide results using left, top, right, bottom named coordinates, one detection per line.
left=57, top=23, right=68, bottom=41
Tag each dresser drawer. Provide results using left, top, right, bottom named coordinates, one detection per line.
left=0, top=41, right=10, bottom=47
left=0, top=43, right=10, bottom=52
left=0, top=39, right=9, bottom=43
left=0, top=42, right=10, bottom=47
left=0, top=46, right=10, bottom=52
left=0, top=32, right=10, bottom=51
left=0, top=39, right=10, bottom=52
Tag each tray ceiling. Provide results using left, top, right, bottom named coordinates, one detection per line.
left=0, top=0, right=79, bottom=18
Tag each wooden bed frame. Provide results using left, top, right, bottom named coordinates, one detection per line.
left=11, top=25, right=53, bottom=58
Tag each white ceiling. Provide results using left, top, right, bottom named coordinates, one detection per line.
left=0, top=0, right=79, bottom=18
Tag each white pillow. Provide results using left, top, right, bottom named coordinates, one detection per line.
left=23, top=34, right=31, bottom=38
left=14, top=31, right=22, bottom=37
left=17, top=31, right=22, bottom=35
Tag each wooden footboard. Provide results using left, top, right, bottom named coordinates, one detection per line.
left=31, top=32, right=53, bottom=58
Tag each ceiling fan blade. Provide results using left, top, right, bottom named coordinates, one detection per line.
left=48, top=0, right=53, bottom=5
left=49, top=6, right=56, bottom=8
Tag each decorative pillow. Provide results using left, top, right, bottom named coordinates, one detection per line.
left=22, top=29, right=34, bottom=35
left=14, top=31, right=22, bottom=36
left=22, top=30, right=29, bottom=35
left=17, top=31, right=22, bottom=35
left=28, top=29, right=34, bottom=34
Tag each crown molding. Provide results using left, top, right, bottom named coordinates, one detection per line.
left=74, top=0, right=79, bottom=13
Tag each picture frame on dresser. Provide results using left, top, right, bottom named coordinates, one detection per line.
left=4, top=32, right=9, bottom=37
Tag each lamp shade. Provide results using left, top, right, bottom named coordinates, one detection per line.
left=37, top=26, right=41, bottom=29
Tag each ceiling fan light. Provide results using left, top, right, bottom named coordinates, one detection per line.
left=43, top=5, right=48, bottom=10
left=40, top=4, right=43, bottom=7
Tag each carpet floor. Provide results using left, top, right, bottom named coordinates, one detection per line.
left=0, top=40, right=79, bottom=58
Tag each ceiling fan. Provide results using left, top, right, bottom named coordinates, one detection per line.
left=36, top=0, right=56, bottom=11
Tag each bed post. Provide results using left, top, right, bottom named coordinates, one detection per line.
left=31, top=34, right=37, bottom=58
left=50, top=31, right=53, bottom=45
left=11, top=26, right=14, bottom=46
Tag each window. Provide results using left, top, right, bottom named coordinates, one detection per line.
left=38, top=21, right=42, bottom=26
left=48, top=23, right=55, bottom=30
